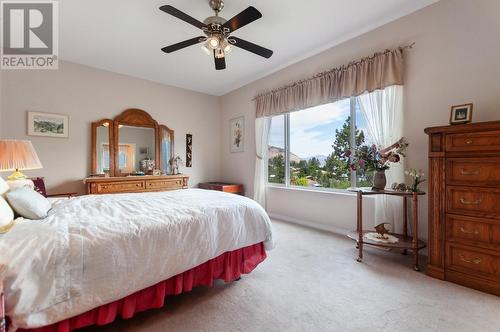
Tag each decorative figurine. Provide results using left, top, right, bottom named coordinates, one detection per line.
left=173, top=156, right=184, bottom=175
left=374, top=223, right=391, bottom=239
left=140, top=158, right=155, bottom=175
left=391, top=182, right=409, bottom=192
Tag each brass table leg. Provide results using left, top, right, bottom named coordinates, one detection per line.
left=357, top=191, right=363, bottom=262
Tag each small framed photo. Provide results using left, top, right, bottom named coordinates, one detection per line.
left=450, top=103, right=473, bottom=125
left=27, top=111, right=69, bottom=138
left=229, top=116, right=245, bottom=153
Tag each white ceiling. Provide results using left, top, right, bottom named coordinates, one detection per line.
left=61, top=0, right=438, bottom=96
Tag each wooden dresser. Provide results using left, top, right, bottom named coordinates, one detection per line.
left=85, top=174, right=189, bottom=195
left=425, top=121, right=500, bottom=295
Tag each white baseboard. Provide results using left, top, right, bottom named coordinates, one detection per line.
left=268, top=212, right=349, bottom=236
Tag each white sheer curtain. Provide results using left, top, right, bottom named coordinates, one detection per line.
left=253, top=117, right=271, bottom=208
left=357, top=85, right=404, bottom=232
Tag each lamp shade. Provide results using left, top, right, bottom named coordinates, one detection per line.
left=0, top=140, right=43, bottom=172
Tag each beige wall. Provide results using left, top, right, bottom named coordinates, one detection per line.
left=220, top=0, right=500, bottom=238
left=1, top=61, right=221, bottom=194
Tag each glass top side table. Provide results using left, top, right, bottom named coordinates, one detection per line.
left=347, top=188, right=426, bottom=271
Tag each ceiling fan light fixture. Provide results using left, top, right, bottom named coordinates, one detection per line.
left=201, top=43, right=212, bottom=55
left=207, top=36, right=220, bottom=49
left=214, top=48, right=225, bottom=59
left=221, top=40, right=232, bottom=54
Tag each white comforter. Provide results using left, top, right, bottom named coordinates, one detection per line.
left=0, top=189, right=273, bottom=330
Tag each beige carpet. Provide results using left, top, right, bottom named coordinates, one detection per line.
left=83, top=220, right=500, bottom=332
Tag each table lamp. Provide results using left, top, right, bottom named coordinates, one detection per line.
left=0, top=139, right=43, bottom=180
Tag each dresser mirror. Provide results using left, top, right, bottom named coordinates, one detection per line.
left=91, top=109, right=174, bottom=177
left=92, top=119, right=114, bottom=176
left=159, top=125, right=174, bottom=175
left=117, top=125, right=156, bottom=175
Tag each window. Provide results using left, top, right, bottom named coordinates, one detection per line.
left=267, top=97, right=374, bottom=190
left=268, top=114, right=285, bottom=184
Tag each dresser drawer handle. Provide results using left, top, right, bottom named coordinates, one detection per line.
left=460, top=198, right=482, bottom=205
left=465, top=139, right=474, bottom=145
left=459, top=254, right=481, bottom=265
left=460, top=168, right=480, bottom=176
left=460, top=227, right=479, bottom=235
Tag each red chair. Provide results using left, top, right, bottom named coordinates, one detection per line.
left=31, top=177, right=78, bottom=198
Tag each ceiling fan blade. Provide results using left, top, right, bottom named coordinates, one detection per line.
left=159, top=5, right=206, bottom=30
left=214, top=51, right=226, bottom=70
left=229, top=37, right=273, bottom=59
left=222, top=6, right=262, bottom=32
left=162, top=37, right=205, bottom=53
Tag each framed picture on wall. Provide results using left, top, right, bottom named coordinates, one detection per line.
left=449, top=103, right=473, bottom=125
left=27, top=111, right=69, bottom=138
left=229, top=116, right=245, bottom=153
left=186, top=134, right=193, bottom=167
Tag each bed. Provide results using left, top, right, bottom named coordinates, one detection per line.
left=0, top=189, right=274, bottom=332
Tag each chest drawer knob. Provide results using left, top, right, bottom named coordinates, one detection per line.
left=460, top=198, right=482, bottom=205
left=459, top=254, right=481, bottom=265
left=465, top=139, right=474, bottom=145
left=460, top=168, right=480, bottom=176
left=459, top=227, right=479, bottom=235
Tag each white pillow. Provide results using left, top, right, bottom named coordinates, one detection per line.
left=0, top=177, right=9, bottom=195
left=6, top=179, right=35, bottom=192
left=6, top=187, right=52, bottom=220
left=0, top=197, right=14, bottom=232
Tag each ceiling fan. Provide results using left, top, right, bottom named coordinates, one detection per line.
left=160, top=0, right=273, bottom=70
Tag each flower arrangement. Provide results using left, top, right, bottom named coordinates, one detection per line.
left=405, top=168, right=425, bottom=192
left=233, top=122, right=242, bottom=148
left=346, top=137, right=408, bottom=172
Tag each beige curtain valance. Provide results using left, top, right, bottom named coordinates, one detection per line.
left=255, top=45, right=410, bottom=118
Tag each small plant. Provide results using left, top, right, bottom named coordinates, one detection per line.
left=405, top=168, right=425, bottom=192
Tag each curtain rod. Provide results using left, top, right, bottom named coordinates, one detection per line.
left=252, top=43, right=415, bottom=101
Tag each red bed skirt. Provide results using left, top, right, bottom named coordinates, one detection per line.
left=18, top=243, right=267, bottom=332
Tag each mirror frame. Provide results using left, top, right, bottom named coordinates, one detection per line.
left=158, top=124, right=175, bottom=174
left=113, top=109, right=159, bottom=176
left=91, top=119, right=115, bottom=176
left=91, top=109, right=174, bottom=177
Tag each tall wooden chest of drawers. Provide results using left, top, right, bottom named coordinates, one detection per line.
left=425, top=121, right=500, bottom=295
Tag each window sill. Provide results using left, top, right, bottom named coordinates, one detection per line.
left=266, top=184, right=374, bottom=198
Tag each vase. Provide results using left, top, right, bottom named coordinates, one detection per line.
left=372, top=169, right=387, bottom=190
